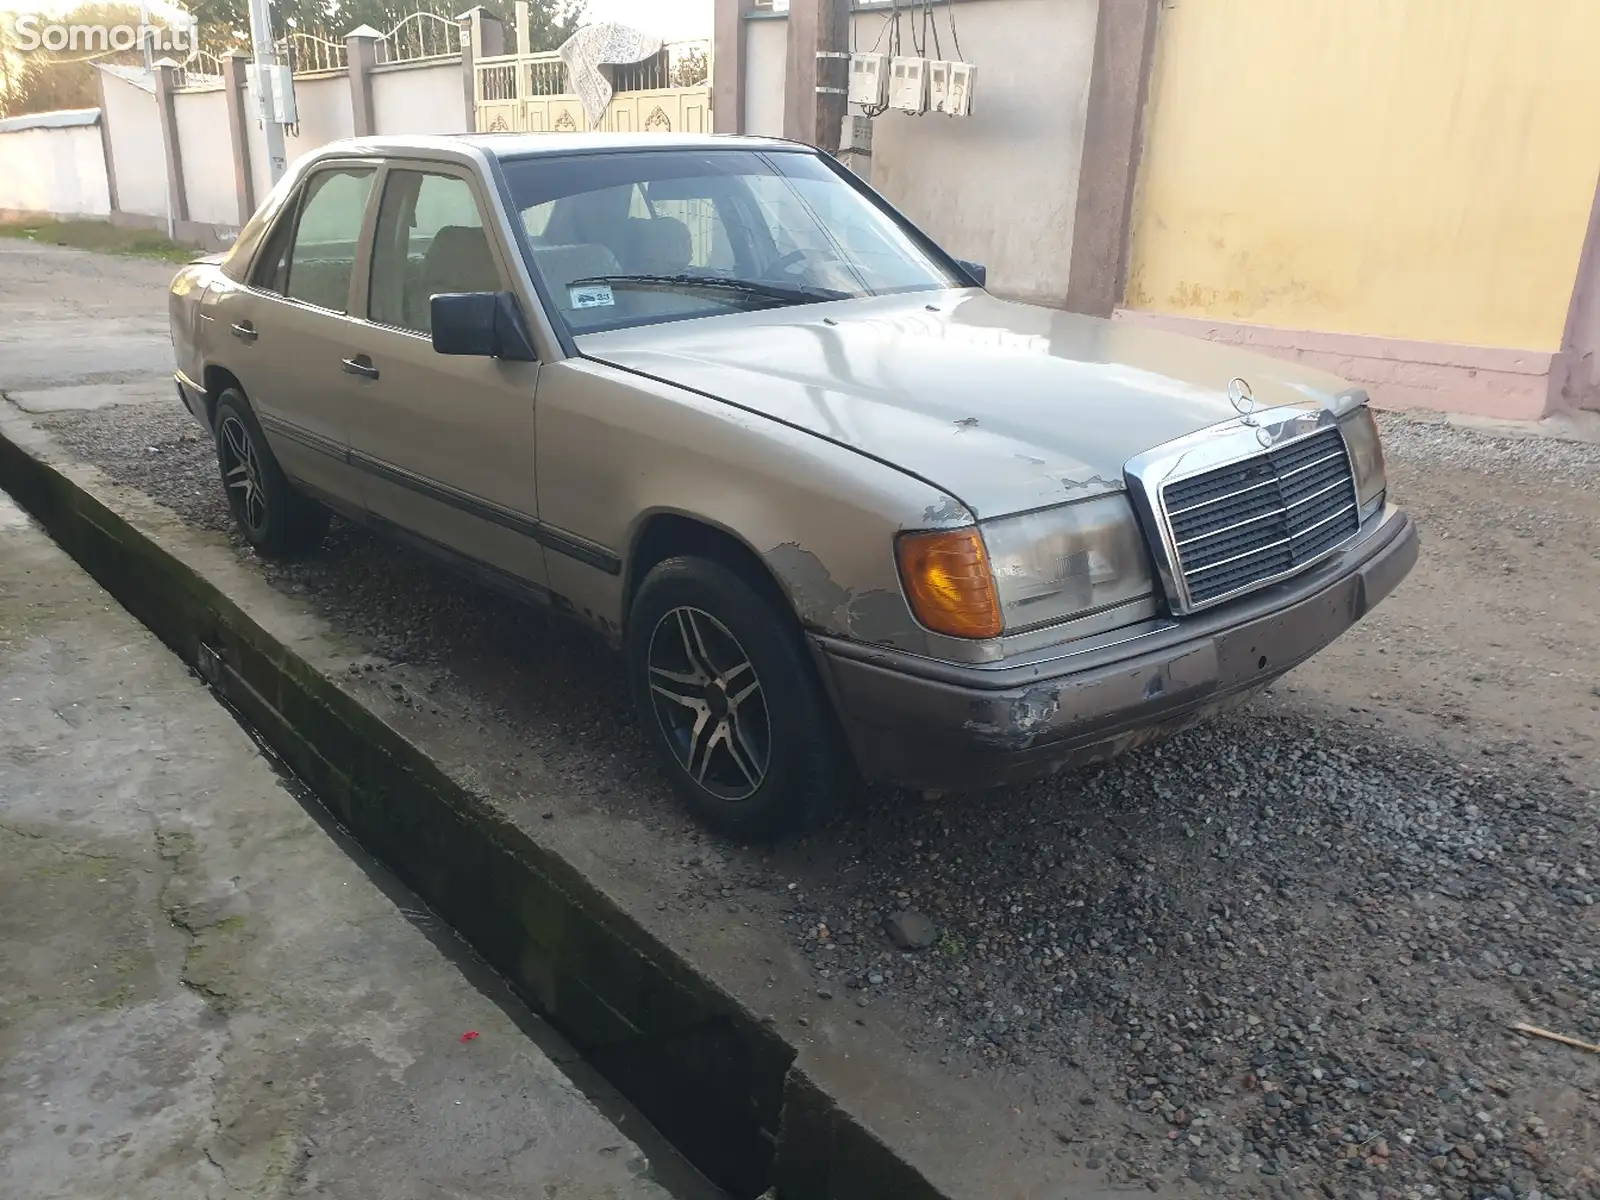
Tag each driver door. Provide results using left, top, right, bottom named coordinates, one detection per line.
left=341, top=163, right=547, bottom=591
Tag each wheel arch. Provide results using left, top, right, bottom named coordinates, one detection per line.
left=622, top=510, right=796, bottom=628
left=201, top=364, right=246, bottom=428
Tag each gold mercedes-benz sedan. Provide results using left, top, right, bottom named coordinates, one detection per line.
left=169, top=133, right=1417, bottom=839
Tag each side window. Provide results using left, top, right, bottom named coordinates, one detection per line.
left=283, top=167, right=375, bottom=313
left=250, top=199, right=298, bottom=293
left=369, top=169, right=501, bottom=335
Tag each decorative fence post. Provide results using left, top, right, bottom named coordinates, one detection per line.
left=152, top=58, right=190, bottom=227
left=459, top=7, right=506, bottom=133
left=222, top=51, right=256, bottom=223
left=346, top=25, right=383, bottom=137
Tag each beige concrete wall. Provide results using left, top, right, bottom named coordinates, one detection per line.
left=372, top=60, right=469, bottom=136
left=101, top=72, right=167, bottom=218
left=741, top=0, right=1099, bottom=306
left=172, top=86, right=237, bottom=227
left=0, top=123, right=110, bottom=217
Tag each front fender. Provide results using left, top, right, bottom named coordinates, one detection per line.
left=534, top=357, right=979, bottom=657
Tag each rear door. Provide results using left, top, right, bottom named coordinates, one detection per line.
left=341, top=162, right=547, bottom=590
left=217, top=162, right=379, bottom=504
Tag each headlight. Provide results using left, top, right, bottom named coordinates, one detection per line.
left=1339, top=406, right=1387, bottom=521
left=984, top=495, right=1154, bottom=632
left=896, top=496, right=1154, bottom=639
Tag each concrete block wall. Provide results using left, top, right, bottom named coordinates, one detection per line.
left=0, top=115, right=110, bottom=217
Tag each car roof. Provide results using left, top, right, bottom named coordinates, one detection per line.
left=307, top=132, right=806, bottom=161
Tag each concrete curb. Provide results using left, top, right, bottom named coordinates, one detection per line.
left=0, top=415, right=949, bottom=1200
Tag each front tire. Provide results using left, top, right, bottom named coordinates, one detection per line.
left=627, top=556, right=845, bottom=841
left=212, top=389, right=327, bottom=559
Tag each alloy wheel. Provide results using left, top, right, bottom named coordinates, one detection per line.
left=219, top=414, right=268, bottom=534
left=646, top=606, right=771, bottom=801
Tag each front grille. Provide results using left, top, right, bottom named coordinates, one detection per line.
left=1161, top=426, right=1359, bottom=608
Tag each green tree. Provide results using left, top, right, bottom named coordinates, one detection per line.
left=0, top=3, right=148, bottom=118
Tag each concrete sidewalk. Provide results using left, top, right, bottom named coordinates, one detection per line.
left=0, top=488, right=693, bottom=1199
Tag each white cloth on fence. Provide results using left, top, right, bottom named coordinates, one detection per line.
left=558, top=23, right=664, bottom=130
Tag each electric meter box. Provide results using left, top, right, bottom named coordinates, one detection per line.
left=888, top=56, right=928, bottom=114
left=247, top=63, right=298, bottom=124
left=840, top=113, right=873, bottom=153
left=848, top=53, right=888, bottom=108
left=928, top=60, right=976, bottom=116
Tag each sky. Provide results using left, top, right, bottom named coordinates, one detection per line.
left=579, top=0, right=710, bottom=40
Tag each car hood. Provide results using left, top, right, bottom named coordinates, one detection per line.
left=578, top=290, right=1366, bottom=520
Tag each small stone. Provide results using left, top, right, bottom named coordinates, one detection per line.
left=816, top=988, right=833, bottom=1000
left=884, top=910, right=937, bottom=949
left=1455, top=1144, right=1477, bottom=1163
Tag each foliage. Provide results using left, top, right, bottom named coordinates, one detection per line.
left=0, top=217, right=198, bottom=262
left=669, top=45, right=707, bottom=88
left=0, top=4, right=148, bottom=118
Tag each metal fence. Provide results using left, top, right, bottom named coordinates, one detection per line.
left=378, top=12, right=461, bottom=64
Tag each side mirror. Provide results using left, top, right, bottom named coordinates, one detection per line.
left=430, top=291, right=537, bottom=361
left=955, top=259, right=987, bottom=288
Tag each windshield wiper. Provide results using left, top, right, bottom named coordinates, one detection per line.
left=565, top=273, right=847, bottom=306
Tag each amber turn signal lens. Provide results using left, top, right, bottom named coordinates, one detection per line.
left=896, top=527, right=1003, bottom=639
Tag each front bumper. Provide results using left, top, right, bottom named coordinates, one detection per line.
left=813, top=507, right=1419, bottom=791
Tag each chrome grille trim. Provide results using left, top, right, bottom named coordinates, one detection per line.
left=1123, top=406, right=1365, bottom=615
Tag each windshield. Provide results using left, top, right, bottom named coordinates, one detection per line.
left=498, top=148, right=964, bottom=335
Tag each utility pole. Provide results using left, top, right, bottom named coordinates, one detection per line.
left=783, top=0, right=850, bottom=152
left=246, top=0, right=287, bottom=184
left=814, top=0, right=849, bottom=153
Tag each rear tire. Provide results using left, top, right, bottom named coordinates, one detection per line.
left=627, top=556, right=845, bottom=841
left=212, top=389, right=327, bottom=559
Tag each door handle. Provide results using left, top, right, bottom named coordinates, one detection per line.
left=341, top=355, right=380, bottom=380
left=230, top=321, right=257, bottom=343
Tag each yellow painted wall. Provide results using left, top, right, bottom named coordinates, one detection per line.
left=1125, top=0, right=1600, bottom=351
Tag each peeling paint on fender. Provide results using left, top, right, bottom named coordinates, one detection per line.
left=919, top=496, right=974, bottom=527
left=762, top=543, right=921, bottom=642
left=844, top=588, right=917, bottom=644
left=763, top=542, right=851, bottom=631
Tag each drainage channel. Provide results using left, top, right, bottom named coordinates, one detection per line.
left=0, top=414, right=948, bottom=1200
left=212, top=671, right=728, bottom=1200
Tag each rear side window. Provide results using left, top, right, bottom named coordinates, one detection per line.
left=250, top=200, right=297, bottom=293
left=368, top=170, right=502, bottom=335
left=282, top=167, right=375, bottom=313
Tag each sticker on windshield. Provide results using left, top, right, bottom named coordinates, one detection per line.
left=569, top=284, right=614, bottom=309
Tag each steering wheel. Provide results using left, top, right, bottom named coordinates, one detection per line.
left=769, top=247, right=841, bottom=275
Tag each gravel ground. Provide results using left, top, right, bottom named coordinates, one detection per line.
left=33, top=400, right=1600, bottom=1200
left=1374, top=415, right=1599, bottom=492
